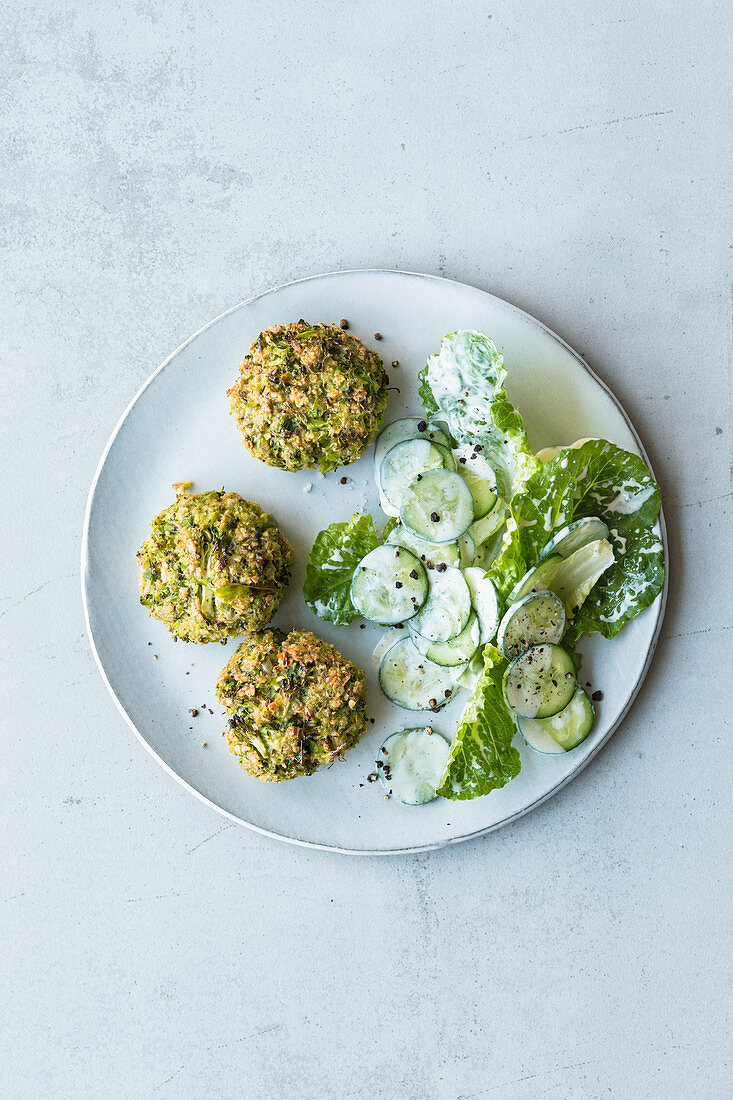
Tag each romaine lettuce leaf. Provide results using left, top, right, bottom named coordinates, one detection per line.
left=487, top=514, right=527, bottom=606
left=512, top=439, right=660, bottom=560
left=419, top=331, right=540, bottom=501
left=417, top=360, right=440, bottom=417
left=567, top=527, right=665, bottom=642
left=303, top=513, right=381, bottom=625
left=549, top=539, right=615, bottom=616
left=437, top=644, right=521, bottom=800
left=492, top=439, right=664, bottom=638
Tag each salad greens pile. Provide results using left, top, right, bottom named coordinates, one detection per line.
left=303, top=330, right=665, bottom=802
left=497, top=440, right=664, bottom=641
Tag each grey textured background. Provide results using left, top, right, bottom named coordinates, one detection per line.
left=2, top=1, right=731, bottom=1097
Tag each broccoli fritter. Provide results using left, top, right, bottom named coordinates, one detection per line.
left=216, top=629, right=368, bottom=781
left=137, top=488, right=293, bottom=643
left=228, top=321, right=389, bottom=473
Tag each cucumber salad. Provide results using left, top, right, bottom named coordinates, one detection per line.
left=304, top=331, right=664, bottom=806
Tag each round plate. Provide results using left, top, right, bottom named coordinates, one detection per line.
left=82, top=270, right=666, bottom=853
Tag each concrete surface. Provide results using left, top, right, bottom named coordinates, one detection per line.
left=1, top=1, right=731, bottom=1097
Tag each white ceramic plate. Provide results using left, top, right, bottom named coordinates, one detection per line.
left=82, top=270, right=666, bottom=853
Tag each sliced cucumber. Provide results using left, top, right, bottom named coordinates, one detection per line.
left=517, top=686, right=595, bottom=753
left=507, top=554, right=563, bottom=604
left=411, top=611, right=480, bottom=667
left=502, top=643, right=577, bottom=719
left=410, top=566, right=472, bottom=642
left=379, top=438, right=455, bottom=512
left=386, top=523, right=461, bottom=570
left=458, top=530, right=476, bottom=567
left=496, top=591, right=566, bottom=660
left=516, top=718, right=566, bottom=754
left=538, top=516, right=610, bottom=562
left=350, top=545, right=428, bottom=625
left=377, top=727, right=451, bottom=805
left=468, top=499, right=506, bottom=546
left=549, top=538, right=614, bottom=616
left=371, top=627, right=408, bottom=674
left=462, top=567, right=499, bottom=644
left=400, top=469, right=474, bottom=544
left=374, top=417, right=452, bottom=478
left=474, top=523, right=507, bottom=570
left=378, top=636, right=460, bottom=711
left=453, top=444, right=498, bottom=519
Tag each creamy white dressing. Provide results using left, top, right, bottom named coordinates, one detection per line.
left=543, top=509, right=566, bottom=532
left=379, top=728, right=451, bottom=804
left=371, top=628, right=408, bottom=674
left=598, top=575, right=650, bottom=623
left=604, top=480, right=655, bottom=515
left=610, top=528, right=627, bottom=555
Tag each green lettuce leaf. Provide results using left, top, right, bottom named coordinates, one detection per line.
left=492, top=439, right=664, bottom=638
left=486, top=514, right=527, bottom=606
left=512, top=439, right=660, bottom=560
left=421, top=331, right=540, bottom=501
left=417, top=360, right=440, bottom=417
left=303, top=513, right=381, bottom=625
left=567, top=527, right=665, bottom=642
left=437, top=644, right=521, bottom=800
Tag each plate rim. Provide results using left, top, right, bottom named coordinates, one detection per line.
left=80, top=268, right=668, bottom=855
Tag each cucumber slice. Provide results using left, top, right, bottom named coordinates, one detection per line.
left=453, top=444, right=498, bottom=519
left=458, top=530, right=476, bottom=567
left=474, top=523, right=507, bottom=570
left=350, top=545, right=428, bottom=625
left=516, top=718, right=566, bottom=754
left=386, top=524, right=461, bottom=570
left=549, top=539, right=614, bottom=616
left=374, top=417, right=452, bottom=478
left=507, top=554, right=563, bottom=603
left=517, top=686, right=595, bottom=753
left=378, top=637, right=460, bottom=711
left=410, top=566, right=472, bottom=642
left=379, top=438, right=454, bottom=512
left=502, top=643, right=577, bottom=719
left=462, top=567, right=499, bottom=644
left=411, top=610, right=480, bottom=666
left=496, top=591, right=566, bottom=660
left=400, top=469, right=474, bottom=544
left=538, top=516, right=610, bottom=562
left=468, top=499, right=506, bottom=546
left=371, top=627, right=408, bottom=675
left=377, top=727, right=451, bottom=805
